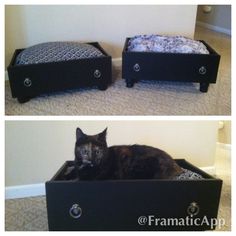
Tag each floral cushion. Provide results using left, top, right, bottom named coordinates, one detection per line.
left=15, top=42, right=104, bottom=65
left=128, top=35, right=209, bottom=54
left=173, top=168, right=204, bottom=180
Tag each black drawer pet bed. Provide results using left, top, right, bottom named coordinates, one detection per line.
left=7, top=42, right=112, bottom=103
left=46, top=159, right=222, bottom=231
left=122, top=35, right=220, bottom=92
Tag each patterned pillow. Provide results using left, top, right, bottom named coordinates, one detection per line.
left=128, top=35, right=209, bottom=54
left=173, top=168, right=204, bottom=180
left=15, top=42, right=104, bottom=65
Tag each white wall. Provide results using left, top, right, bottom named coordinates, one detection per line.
left=5, top=5, right=197, bottom=67
left=5, top=121, right=218, bottom=187
left=196, top=5, right=231, bottom=33
left=218, top=121, right=231, bottom=144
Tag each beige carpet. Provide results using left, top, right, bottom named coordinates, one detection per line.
left=5, top=196, right=48, bottom=231
left=5, top=27, right=231, bottom=116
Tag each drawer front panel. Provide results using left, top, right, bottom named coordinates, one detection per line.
left=8, top=58, right=111, bottom=98
left=123, top=53, right=220, bottom=83
left=46, top=180, right=221, bottom=231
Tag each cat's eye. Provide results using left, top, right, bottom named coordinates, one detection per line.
left=81, top=149, right=89, bottom=156
left=95, top=150, right=101, bottom=155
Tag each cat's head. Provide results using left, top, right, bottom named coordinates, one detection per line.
left=74, top=127, right=108, bottom=170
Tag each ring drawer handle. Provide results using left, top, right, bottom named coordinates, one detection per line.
left=199, top=66, right=207, bottom=75
left=69, top=204, right=82, bottom=219
left=187, top=202, right=200, bottom=217
left=23, top=78, right=32, bottom=87
left=94, top=69, right=101, bottom=79
left=133, top=63, right=140, bottom=72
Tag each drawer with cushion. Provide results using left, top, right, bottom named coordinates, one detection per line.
left=46, top=159, right=222, bottom=231
left=7, top=42, right=112, bottom=103
left=122, top=35, right=220, bottom=92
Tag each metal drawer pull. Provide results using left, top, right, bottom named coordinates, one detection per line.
left=133, top=63, right=140, bottom=72
left=23, top=78, right=32, bottom=87
left=187, top=202, right=200, bottom=217
left=94, top=69, right=101, bottom=79
left=199, top=66, right=207, bottom=75
left=69, top=204, right=82, bottom=219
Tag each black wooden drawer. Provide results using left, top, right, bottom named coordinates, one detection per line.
left=46, top=159, right=222, bottom=231
left=122, top=39, right=220, bottom=92
left=7, top=42, right=112, bottom=103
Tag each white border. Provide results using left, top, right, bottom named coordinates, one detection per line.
left=3, top=1, right=234, bottom=234
left=2, top=0, right=233, bottom=5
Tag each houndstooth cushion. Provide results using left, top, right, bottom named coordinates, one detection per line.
left=173, top=168, right=204, bottom=180
left=128, top=35, right=209, bottom=54
left=15, top=42, right=104, bottom=65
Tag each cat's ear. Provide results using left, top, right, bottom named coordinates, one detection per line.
left=97, top=128, right=107, bottom=142
left=76, top=127, right=85, bottom=140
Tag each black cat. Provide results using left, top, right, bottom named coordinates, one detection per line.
left=74, top=127, right=183, bottom=180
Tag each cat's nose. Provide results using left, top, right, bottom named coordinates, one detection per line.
left=94, top=157, right=101, bottom=165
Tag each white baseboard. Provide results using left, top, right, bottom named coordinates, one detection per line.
left=112, top=57, right=122, bottom=67
left=200, top=166, right=216, bottom=175
left=196, top=21, right=231, bottom=36
left=217, top=142, right=231, bottom=151
left=5, top=183, right=45, bottom=200
left=5, top=58, right=122, bottom=81
left=5, top=70, right=9, bottom=81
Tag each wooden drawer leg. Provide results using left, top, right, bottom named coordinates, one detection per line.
left=126, top=78, right=135, bottom=88
left=17, top=96, right=31, bottom=103
left=98, top=83, right=108, bottom=91
left=200, top=82, right=209, bottom=93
